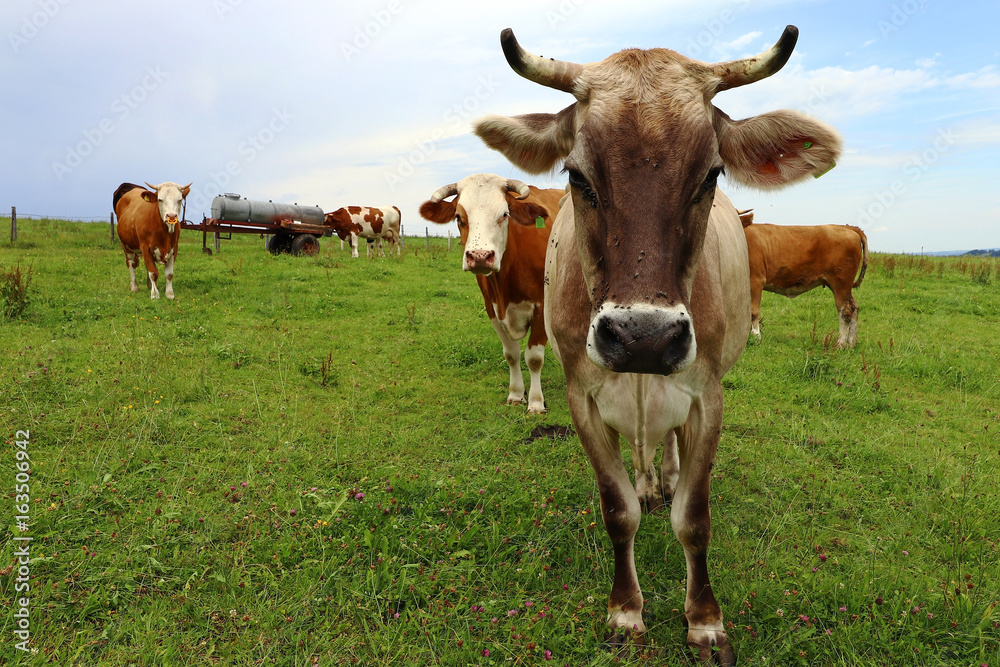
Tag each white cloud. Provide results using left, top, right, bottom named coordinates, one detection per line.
left=945, top=66, right=1000, bottom=89
left=715, top=31, right=763, bottom=58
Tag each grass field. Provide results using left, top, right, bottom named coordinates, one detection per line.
left=1, top=218, right=999, bottom=666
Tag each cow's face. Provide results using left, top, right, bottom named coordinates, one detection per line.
left=144, top=181, right=191, bottom=233
left=475, top=27, right=840, bottom=375
left=419, top=174, right=547, bottom=275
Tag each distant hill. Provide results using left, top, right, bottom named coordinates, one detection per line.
left=963, top=249, right=1000, bottom=258
left=923, top=249, right=1000, bottom=257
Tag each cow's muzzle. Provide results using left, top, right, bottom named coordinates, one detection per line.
left=587, top=303, right=696, bottom=375
left=464, top=249, right=496, bottom=275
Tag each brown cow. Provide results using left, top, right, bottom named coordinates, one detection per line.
left=420, top=174, right=563, bottom=413
left=474, top=26, right=841, bottom=664
left=325, top=206, right=401, bottom=257
left=114, top=181, right=191, bottom=299
left=743, top=220, right=868, bottom=348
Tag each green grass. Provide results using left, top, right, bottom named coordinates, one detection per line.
left=1, top=219, right=998, bottom=666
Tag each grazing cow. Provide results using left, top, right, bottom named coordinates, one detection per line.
left=744, top=221, right=868, bottom=348
left=325, top=206, right=401, bottom=257
left=114, top=181, right=191, bottom=299
left=474, top=26, right=841, bottom=663
left=419, top=174, right=563, bottom=413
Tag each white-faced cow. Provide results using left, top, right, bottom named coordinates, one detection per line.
left=743, top=219, right=868, bottom=348
left=325, top=206, right=401, bottom=257
left=474, top=27, right=841, bottom=664
left=114, top=182, right=191, bottom=300
left=419, top=174, right=563, bottom=413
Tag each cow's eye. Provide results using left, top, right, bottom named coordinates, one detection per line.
left=694, top=166, right=724, bottom=203
left=563, top=166, right=599, bottom=209
left=705, top=166, right=724, bottom=187
left=564, top=167, right=589, bottom=191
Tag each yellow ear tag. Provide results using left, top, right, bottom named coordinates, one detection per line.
left=814, top=161, right=836, bottom=179
left=535, top=216, right=545, bottom=228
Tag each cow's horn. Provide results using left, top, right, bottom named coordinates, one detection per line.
left=144, top=181, right=160, bottom=192
left=430, top=183, right=459, bottom=202
left=500, top=28, right=583, bottom=95
left=712, top=25, right=798, bottom=92
left=506, top=179, right=530, bottom=199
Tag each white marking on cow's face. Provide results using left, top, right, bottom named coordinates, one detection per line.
left=586, top=301, right=696, bottom=375
left=147, top=181, right=188, bottom=233
left=455, top=174, right=513, bottom=275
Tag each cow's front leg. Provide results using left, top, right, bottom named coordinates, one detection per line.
left=350, top=233, right=360, bottom=258
left=164, top=249, right=176, bottom=300
left=569, top=391, right=645, bottom=641
left=749, top=276, right=764, bottom=340
left=671, top=384, right=734, bottom=666
left=142, top=248, right=161, bottom=299
left=125, top=250, right=140, bottom=292
left=490, top=317, right=525, bottom=405
left=523, top=309, right=547, bottom=414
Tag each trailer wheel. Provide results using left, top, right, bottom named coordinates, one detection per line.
left=291, top=234, right=320, bottom=256
left=267, top=234, right=293, bottom=255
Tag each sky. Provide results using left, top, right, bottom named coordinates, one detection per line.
left=3, top=0, right=998, bottom=253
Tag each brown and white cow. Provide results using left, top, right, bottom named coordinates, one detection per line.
left=325, top=206, right=401, bottom=257
left=474, top=27, right=841, bottom=664
left=114, top=181, right=191, bottom=299
left=742, top=220, right=868, bottom=348
left=419, top=174, right=563, bottom=413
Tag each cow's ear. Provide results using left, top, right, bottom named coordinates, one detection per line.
left=714, top=107, right=842, bottom=190
left=419, top=199, right=457, bottom=225
left=508, top=199, right=549, bottom=227
left=180, top=182, right=192, bottom=198
left=474, top=103, right=577, bottom=174
left=140, top=190, right=157, bottom=203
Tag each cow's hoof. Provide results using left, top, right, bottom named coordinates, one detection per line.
left=506, top=396, right=526, bottom=406
left=526, top=405, right=547, bottom=415
left=603, top=627, right=646, bottom=655
left=166, top=294, right=175, bottom=300
left=130, top=285, right=140, bottom=293
left=688, top=631, right=736, bottom=666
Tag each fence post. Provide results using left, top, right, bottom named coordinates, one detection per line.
left=400, top=224, right=405, bottom=251
left=214, top=232, right=221, bottom=253
left=425, top=227, right=429, bottom=251
left=110, top=212, right=115, bottom=242
left=10, top=206, right=16, bottom=243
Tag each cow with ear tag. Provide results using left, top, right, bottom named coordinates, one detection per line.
left=420, top=173, right=564, bottom=414
left=474, top=26, right=841, bottom=664
left=113, top=181, right=191, bottom=299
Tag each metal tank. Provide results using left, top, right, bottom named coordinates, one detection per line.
left=211, top=193, right=325, bottom=226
